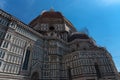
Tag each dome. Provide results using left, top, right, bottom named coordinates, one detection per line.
left=40, top=11, right=63, bottom=18
left=68, top=32, right=89, bottom=42
left=40, top=8, right=63, bottom=18
left=29, top=10, right=65, bottom=27
left=29, top=9, right=76, bottom=32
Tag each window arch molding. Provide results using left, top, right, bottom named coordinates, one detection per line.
left=22, top=45, right=32, bottom=70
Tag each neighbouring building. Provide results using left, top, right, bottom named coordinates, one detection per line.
left=0, top=9, right=120, bottom=80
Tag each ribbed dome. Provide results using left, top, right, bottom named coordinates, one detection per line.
left=68, top=32, right=89, bottom=42
left=29, top=9, right=77, bottom=32
left=41, top=11, right=63, bottom=18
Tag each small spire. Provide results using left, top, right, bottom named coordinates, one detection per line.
left=50, top=7, right=54, bottom=12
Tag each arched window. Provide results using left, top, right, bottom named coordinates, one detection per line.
left=22, top=48, right=30, bottom=70
left=94, top=63, right=101, bottom=78
left=67, top=66, right=72, bottom=80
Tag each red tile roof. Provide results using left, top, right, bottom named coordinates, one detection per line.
left=41, top=11, right=63, bottom=18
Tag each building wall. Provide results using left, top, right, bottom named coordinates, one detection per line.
left=62, top=39, right=119, bottom=80
left=0, top=9, right=44, bottom=80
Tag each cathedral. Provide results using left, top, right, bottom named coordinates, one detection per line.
left=0, top=9, right=120, bottom=80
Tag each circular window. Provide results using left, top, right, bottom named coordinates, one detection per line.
left=49, top=26, right=55, bottom=31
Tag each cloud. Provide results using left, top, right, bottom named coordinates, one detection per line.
left=0, top=0, right=6, bottom=9
left=100, top=0, right=120, bottom=6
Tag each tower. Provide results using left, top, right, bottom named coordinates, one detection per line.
left=29, top=9, right=76, bottom=80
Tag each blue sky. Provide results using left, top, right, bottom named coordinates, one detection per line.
left=0, top=0, right=120, bottom=71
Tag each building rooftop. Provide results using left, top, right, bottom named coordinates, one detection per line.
left=68, top=32, right=90, bottom=42
left=41, top=11, right=63, bottom=18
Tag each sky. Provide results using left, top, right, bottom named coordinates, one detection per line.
left=0, top=0, right=120, bottom=71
